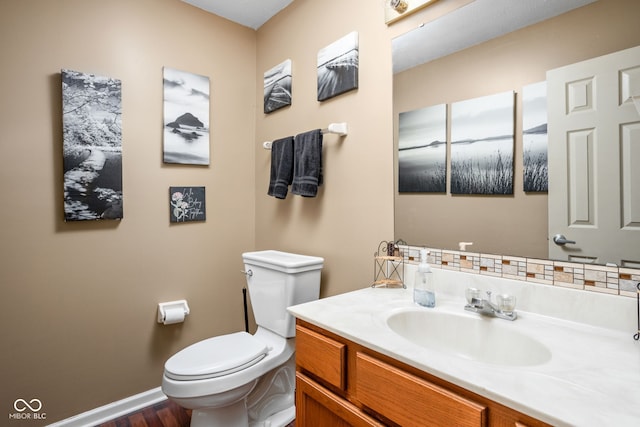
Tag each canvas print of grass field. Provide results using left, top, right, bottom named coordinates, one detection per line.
left=62, top=69, right=123, bottom=221
left=522, top=81, right=548, bottom=192
left=264, top=59, right=292, bottom=114
left=398, top=104, right=447, bottom=193
left=451, top=92, right=515, bottom=195
left=163, top=67, right=210, bottom=165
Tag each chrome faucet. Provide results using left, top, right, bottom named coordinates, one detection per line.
left=464, top=290, right=517, bottom=321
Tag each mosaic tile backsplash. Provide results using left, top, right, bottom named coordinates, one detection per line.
left=399, top=245, right=640, bottom=298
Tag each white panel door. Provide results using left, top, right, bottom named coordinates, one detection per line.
left=547, top=45, right=640, bottom=266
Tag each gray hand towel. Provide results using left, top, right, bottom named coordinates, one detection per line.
left=267, top=136, right=294, bottom=199
left=292, top=129, right=323, bottom=197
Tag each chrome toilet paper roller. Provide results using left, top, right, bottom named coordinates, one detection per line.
left=157, top=299, right=190, bottom=325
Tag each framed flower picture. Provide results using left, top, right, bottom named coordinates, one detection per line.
left=169, top=187, right=206, bottom=223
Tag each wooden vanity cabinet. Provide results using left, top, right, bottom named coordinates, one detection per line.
left=296, top=373, right=385, bottom=427
left=295, top=320, right=550, bottom=427
left=295, top=324, right=383, bottom=426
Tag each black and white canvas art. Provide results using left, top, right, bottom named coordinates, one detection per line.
left=62, top=69, right=123, bottom=221
left=451, top=91, right=515, bottom=195
left=264, top=59, right=292, bottom=114
left=169, top=187, right=206, bottom=223
left=163, top=67, right=210, bottom=165
left=522, top=81, right=548, bottom=192
left=398, top=104, right=447, bottom=193
left=317, top=31, right=359, bottom=102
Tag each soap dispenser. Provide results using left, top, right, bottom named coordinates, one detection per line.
left=413, top=248, right=435, bottom=307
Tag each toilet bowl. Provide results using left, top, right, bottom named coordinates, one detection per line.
left=161, top=250, right=323, bottom=427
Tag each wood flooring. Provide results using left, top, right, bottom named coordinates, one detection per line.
left=96, top=398, right=295, bottom=427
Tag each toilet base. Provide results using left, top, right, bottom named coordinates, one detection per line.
left=189, top=398, right=295, bottom=427
left=190, top=398, right=248, bottom=427
left=249, top=405, right=295, bottom=427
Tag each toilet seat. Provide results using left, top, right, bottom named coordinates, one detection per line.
left=164, top=332, right=269, bottom=381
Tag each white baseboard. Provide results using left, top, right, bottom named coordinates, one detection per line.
left=47, top=387, right=167, bottom=427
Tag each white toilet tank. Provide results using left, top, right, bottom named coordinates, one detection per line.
left=242, top=250, right=323, bottom=338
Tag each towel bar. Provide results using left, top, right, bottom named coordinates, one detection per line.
left=262, top=122, right=348, bottom=150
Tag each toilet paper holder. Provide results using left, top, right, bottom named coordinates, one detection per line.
left=157, top=299, right=190, bottom=324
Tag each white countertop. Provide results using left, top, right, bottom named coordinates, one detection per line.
left=288, top=269, right=640, bottom=427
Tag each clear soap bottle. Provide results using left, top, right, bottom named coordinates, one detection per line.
left=413, top=248, right=435, bottom=307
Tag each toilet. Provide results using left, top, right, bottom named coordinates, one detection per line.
left=161, top=250, right=324, bottom=427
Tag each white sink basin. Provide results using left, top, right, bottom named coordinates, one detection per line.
left=386, top=308, right=552, bottom=367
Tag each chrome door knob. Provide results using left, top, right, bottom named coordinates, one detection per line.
left=553, top=234, right=576, bottom=246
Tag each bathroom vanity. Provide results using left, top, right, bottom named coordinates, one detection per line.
left=294, top=320, right=547, bottom=426
left=288, top=269, right=640, bottom=426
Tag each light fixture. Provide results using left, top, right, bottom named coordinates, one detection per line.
left=390, top=0, right=409, bottom=14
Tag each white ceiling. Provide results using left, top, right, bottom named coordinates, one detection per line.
left=392, top=0, right=597, bottom=73
left=181, top=0, right=293, bottom=30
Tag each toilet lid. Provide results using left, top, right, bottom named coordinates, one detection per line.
left=164, top=332, right=269, bottom=381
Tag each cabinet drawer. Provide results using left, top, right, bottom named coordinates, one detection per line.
left=356, top=352, right=487, bottom=427
left=296, top=325, right=346, bottom=390
left=296, top=372, right=384, bottom=427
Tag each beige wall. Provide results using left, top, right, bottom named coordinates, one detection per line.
left=394, top=0, right=640, bottom=259
left=254, top=0, right=395, bottom=298
left=0, top=0, right=396, bottom=422
left=0, top=0, right=257, bottom=422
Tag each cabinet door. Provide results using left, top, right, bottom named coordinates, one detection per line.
left=356, top=352, right=487, bottom=427
left=296, top=372, right=384, bottom=427
left=296, top=325, right=346, bottom=390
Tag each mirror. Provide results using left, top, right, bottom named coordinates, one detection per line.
left=392, top=0, right=640, bottom=263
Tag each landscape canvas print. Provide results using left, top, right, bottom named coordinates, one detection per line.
left=317, top=31, right=359, bottom=101
left=62, top=69, right=123, bottom=221
left=163, top=67, right=210, bottom=165
left=522, top=81, right=548, bottom=192
left=398, top=104, right=447, bottom=193
left=264, top=59, right=292, bottom=114
left=169, top=187, right=206, bottom=223
left=450, top=91, right=515, bottom=195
